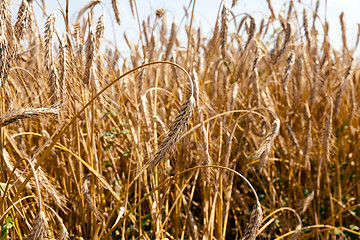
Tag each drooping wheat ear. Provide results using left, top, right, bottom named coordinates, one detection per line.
left=0, top=107, right=59, bottom=128
left=82, top=174, right=103, bottom=222
left=244, top=16, right=256, bottom=51
left=59, top=36, right=69, bottom=104
left=339, top=12, right=348, bottom=53
left=282, top=49, right=295, bottom=92
left=253, top=117, right=280, bottom=171
left=164, top=20, right=177, bottom=60
left=140, top=95, right=194, bottom=172
left=28, top=211, right=49, bottom=240
left=303, top=9, right=311, bottom=51
left=24, top=158, right=48, bottom=240
left=111, top=0, right=121, bottom=25
left=220, top=3, right=229, bottom=60
left=334, top=58, right=355, bottom=118
left=299, top=191, right=314, bottom=214
left=242, top=201, right=263, bottom=240
left=44, top=12, right=56, bottom=70
left=14, top=0, right=30, bottom=42
left=84, top=17, right=96, bottom=85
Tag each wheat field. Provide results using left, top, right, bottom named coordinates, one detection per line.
left=0, top=0, right=360, bottom=239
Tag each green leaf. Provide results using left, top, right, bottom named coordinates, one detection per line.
left=1, top=217, right=14, bottom=240
left=350, top=225, right=359, bottom=231
left=120, top=130, right=130, bottom=135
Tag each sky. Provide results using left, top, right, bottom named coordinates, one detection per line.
left=9, top=0, right=360, bottom=58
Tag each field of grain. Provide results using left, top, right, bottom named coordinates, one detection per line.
left=1, top=0, right=360, bottom=239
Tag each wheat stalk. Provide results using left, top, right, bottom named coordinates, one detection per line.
left=59, top=35, right=69, bottom=105
left=24, top=158, right=48, bottom=240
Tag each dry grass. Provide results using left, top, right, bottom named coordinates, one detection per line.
left=0, top=1, right=360, bottom=239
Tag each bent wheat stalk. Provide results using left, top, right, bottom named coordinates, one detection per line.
left=24, top=158, right=48, bottom=240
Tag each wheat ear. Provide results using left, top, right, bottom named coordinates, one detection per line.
left=138, top=68, right=195, bottom=173
left=44, top=12, right=56, bottom=69
left=0, top=107, right=59, bottom=128
left=14, top=0, right=30, bottom=42
left=242, top=201, right=263, bottom=240
left=253, top=117, right=280, bottom=171
left=164, top=20, right=177, bottom=60
left=303, top=9, right=311, bottom=52
left=333, top=58, right=355, bottom=117
left=111, top=0, right=121, bottom=25
left=220, top=3, right=229, bottom=60
left=244, top=16, right=256, bottom=51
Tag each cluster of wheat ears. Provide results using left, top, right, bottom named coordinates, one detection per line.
left=0, top=0, right=360, bottom=239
